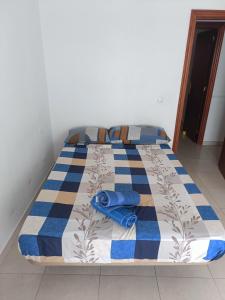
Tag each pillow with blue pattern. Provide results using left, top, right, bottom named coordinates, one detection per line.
left=65, top=127, right=110, bottom=145
left=109, top=125, right=170, bottom=145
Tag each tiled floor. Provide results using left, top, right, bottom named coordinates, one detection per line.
left=1, top=137, right=225, bottom=300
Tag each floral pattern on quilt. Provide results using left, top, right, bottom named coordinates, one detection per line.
left=18, top=144, right=225, bottom=264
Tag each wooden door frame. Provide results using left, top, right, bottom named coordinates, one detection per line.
left=172, top=10, right=225, bottom=152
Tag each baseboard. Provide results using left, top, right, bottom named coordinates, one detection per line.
left=0, top=163, right=54, bottom=264
left=202, top=141, right=223, bottom=146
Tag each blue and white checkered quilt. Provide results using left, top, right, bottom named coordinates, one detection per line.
left=18, top=144, right=225, bottom=264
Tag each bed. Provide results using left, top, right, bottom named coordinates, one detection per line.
left=18, top=143, right=225, bottom=265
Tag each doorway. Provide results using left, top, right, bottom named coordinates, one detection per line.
left=173, top=10, right=225, bottom=152
left=183, top=26, right=218, bottom=143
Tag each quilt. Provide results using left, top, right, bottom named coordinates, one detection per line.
left=18, top=144, right=225, bottom=264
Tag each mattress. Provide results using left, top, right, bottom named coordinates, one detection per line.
left=18, top=143, right=225, bottom=264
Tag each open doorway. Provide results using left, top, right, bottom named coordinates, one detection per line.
left=173, top=10, right=225, bottom=179
left=183, top=24, right=220, bottom=143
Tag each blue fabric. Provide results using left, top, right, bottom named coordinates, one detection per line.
left=135, top=240, right=160, bottom=259
left=204, top=240, right=225, bottom=261
left=37, top=236, right=62, bottom=256
left=91, top=197, right=137, bottom=228
left=135, top=206, right=157, bottom=220
left=115, top=183, right=134, bottom=192
left=114, top=154, right=128, bottom=160
left=197, top=206, right=219, bottom=220
left=111, top=240, right=136, bottom=259
left=53, top=164, right=70, bottom=172
left=160, top=144, right=170, bottom=149
left=175, top=167, right=188, bottom=175
left=132, top=175, right=149, bottom=184
left=95, top=190, right=140, bottom=207
left=115, top=167, right=131, bottom=174
left=30, top=202, right=53, bottom=217
left=43, top=180, right=62, bottom=190
left=65, top=173, right=83, bottom=182
left=185, top=183, right=201, bottom=194
left=19, top=235, right=40, bottom=256
left=136, top=221, right=161, bottom=240
left=167, top=154, right=177, bottom=160
left=39, top=218, right=68, bottom=238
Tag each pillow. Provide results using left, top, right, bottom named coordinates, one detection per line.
left=65, top=127, right=110, bottom=145
left=109, top=125, right=170, bottom=145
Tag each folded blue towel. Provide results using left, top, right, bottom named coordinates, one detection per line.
left=91, top=197, right=137, bottom=228
left=95, top=190, right=140, bottom=207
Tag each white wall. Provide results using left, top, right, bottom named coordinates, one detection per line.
left=39, top=0, right=225, bottom=155
left=204, top=38, right=225, bottom=143
left=0, top=0, right=54, bottom=253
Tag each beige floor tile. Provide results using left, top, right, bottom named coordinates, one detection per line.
left=189, top=174, right=211, bottom=196
left=199, top=189, right=224, bottom=211
left=157, top=277, right=221, bottom=300
left=211, top=206, right=225, bottom=224
left=178, top=137, right=221, bottom=160
left=99, top=275, right=160, bottom=300
left=180, top=157, right=220, bottom=174
left=208, top=254, right=225, bottom=278
left=176, top=158, right=195, bottom=173
left=45, top=266, right=100, bottom=275
left=178, top=138, right=225, bottom=210
left=155, top=265, right=211, bottom=278
left=36, top=274, right=99, bottom=300
left=185, top=174, right=222, bottom=210
left=178, top=139, right=225, bottom=283
left=214, top=279, right=225, bottom=299
left=198, top=172, right=225, bottom=191
left=0, top=274, right=42, bottom=300
left=208, top=188, right=225, bottom=209
left=0, top=241, right=44, bottom=274
left=221, top=209, right=225, bottom=224
left=101, top=265, right=155, bottom=276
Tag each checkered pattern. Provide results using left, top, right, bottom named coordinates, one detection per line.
left=109, top=125, right=170, bottom=144
left=65, top=127, right=110, bottom=145
left=18, top=143, right=225, bottom=264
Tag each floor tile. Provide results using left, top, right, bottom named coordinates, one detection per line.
left=0, top=274, right=42, bottom=300
left=178, top=137, right=225, bottom=211
left=178, top=137, right=221, bottom=160
left=221, top=209, right=225, bottom=224
left=214, top=279, right=225, bottom=299
left=99, top=275, right=160, bottom=300
left=176, top=158, right=195, bottom=173
left=208, top=254, right=225, bottom=278
left=45, top=266, right=100, bottom=275
left=36, top=274, right=99, bottom=300
left=0, top=241, right=44, bottom=274
left=189, top=174, right=211, bottom=196
left=211, top=206, right=225, bottom=224
left=155, top=265, right=211, bottom=278
left=207, top=188, right=225, bottom=209
left=199, top=172, right=225, bottom=191
left=157, top=277, right=221, bottom=300
left=179, top=157, right=219, bottom=174
left=101, top=266, right=155, bottom=276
